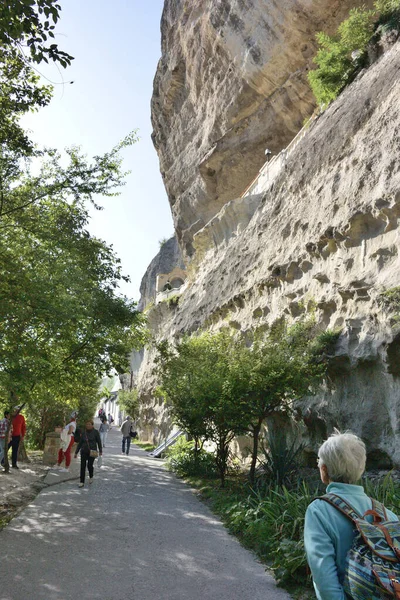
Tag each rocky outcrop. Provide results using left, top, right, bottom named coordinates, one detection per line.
left=137, top=236, right=185, bottom=311
left=151, top=0, right=374, bottom=257
left=140, top=40, right=400, bottom=464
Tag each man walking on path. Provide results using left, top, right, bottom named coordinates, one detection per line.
left=8, top=406, right=26, bottom=469
left=120, top=415, right=133, bottom=455
left=0, top=410, right=10, bottom=467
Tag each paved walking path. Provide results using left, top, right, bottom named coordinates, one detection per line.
left=0, top=427, right=291, bottom=600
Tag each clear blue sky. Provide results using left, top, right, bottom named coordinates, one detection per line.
left=22, top=0, right=173, bottom=301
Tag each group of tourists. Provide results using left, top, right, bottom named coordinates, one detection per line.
left=0, top=405, right=27, bottom=470
left=54, top=411, right=136, bottom=488
left=54, top=412, right=103, bottom=487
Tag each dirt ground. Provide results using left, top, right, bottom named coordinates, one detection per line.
left=0, top=452, right=49, bottom=526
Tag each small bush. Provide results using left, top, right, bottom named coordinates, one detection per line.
left=166, top=438, right=218, bottom=478
left=254, top=430, right=305, bottom=491
left=308, top=8, right=374, bottom=106
left=308, top=1, right=400, bottom=106
left=378, top=286, right=400, bottom=323
left=167, top=294, right=180, bottom=308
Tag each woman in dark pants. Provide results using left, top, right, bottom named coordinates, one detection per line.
left=74, top=419, right=102, bottom=488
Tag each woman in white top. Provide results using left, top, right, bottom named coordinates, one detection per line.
left=56, top=411, right=78, bottom=473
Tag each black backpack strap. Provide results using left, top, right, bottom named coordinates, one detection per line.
left=314, top=493, right=363, bottom=524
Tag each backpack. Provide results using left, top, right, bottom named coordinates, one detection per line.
left=319, top=493, right=400, bottom=599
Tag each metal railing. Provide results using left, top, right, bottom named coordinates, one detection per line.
left=149, top=430, right=184, bottom=458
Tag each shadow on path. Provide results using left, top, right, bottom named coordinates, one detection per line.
left=0, top=427, right=290, bottom=600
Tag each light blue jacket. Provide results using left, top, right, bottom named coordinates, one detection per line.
left=304, top=482, right=398, bottom=600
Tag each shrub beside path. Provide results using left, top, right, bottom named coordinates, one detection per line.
left=0, top=427, right=291, bottom=600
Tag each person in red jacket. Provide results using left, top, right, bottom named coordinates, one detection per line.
left=8, top=406, right=26, bottom=469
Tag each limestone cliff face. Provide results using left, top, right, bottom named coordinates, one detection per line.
left=151, top=0, right=373, bottom=257
left=137, top=236, right=185, bottom=311
left=140, top=40, right=400, bottom=464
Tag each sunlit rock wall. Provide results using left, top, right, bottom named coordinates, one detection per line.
left=151, top=0, right=374, bottom=257
left=141, top=41, right=400, bottom=464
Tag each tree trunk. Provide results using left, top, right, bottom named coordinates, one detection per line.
left=249, top=418, right=263, bottom=485
left=215, top=436, right=228, bottom=488
left=17, top=438, right=30, bottom=463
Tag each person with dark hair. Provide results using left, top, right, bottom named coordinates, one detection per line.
left=74, top=419, right=102, bottom=488
left=8, top=406, right=26, bottom=469
left=0, top=410, right=10, bottom=467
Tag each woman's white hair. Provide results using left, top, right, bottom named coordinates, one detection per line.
left=318, top=429, right=366, bottom=484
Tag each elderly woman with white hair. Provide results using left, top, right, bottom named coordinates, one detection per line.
left=304, top=430, right=398, bottom=600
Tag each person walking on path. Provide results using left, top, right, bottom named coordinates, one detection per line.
left=0, top=410, right=10, bottom=467
left=56, top=411, right=78, bottom=473
left=120, top=416, right=133, bottom=455
left=107, top=412, right=114, bottom=429
left=74, top=419, right=102, bottom=488
left=8, top=406, right=26, bottom=469
left=304, top=430, right=398, bottom=599
left=99, top=416, right=109, bottom=448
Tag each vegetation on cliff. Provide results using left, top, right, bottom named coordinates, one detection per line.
left=309, top=0, right=400, bottom=105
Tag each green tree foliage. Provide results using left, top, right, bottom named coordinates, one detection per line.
left=237, top=321, right=339, bottom=483
left=0, top=2, right=146, bottom=454
left=0, top=1, right=73, bottom=154
left=375, top=0, right=400, bottom=17
left=0, top=1, right=74, bottom=66
left=156, top=323, right=339, bottom=485
left=308, top=1, right=400, bottom=106
left=308, top=8, right=375, bottom=106
left=155, top=331, right=249, bottom=485
left=118, top=389, right=139, bottom=418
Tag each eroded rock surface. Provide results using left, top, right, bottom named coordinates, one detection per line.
left=151, top=0, right=373, bottom=256
left=141, top=41, right=400, bottom=464
left=138, top=235, right=185, bottom=311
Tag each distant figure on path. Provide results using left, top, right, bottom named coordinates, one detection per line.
left=304, top=430, right=399, bottom=600
left=8, top=406, right=26, bottom=469
left=74, top=419, right=102, bottom=488
left=56, top=411, right=78, bottom=473
left=99, top=416, right=109, bottom=448
left=0, top=410, right=10, bottom=467
left=120, top=416, right=133, bottom=455
left=108, top=413, right=114, bottom=429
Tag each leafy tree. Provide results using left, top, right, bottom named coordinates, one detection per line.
left=0, top=1, right=73, bottom=67
left=118, top=389, right=139, bottom=419
left=0, top=1, right=73, bottom=154
left=0, top=2, right=146, bottom=472
left=155, top=331, right=249, bottom=486
left=156, top=323, right=339, bottom=486
left=0, top=135, right=145, bottom=463
left=239, top=321, right=339, bottom=483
